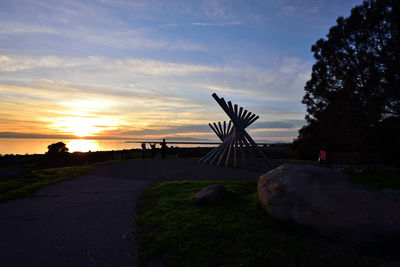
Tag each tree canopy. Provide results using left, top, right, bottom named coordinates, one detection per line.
left=47, top=142, right=69, bottom=155
left=294, top=0, right=400, bottom=164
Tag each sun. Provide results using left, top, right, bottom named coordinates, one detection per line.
left=46, top=99, right=122, bottom=138
left=50, top=116, right=117, bottom=138
left=64, top=117, right=99, bottom=137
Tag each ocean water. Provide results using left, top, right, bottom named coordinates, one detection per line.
left=0, top=139, right=140, bottom=155
left=0, top=138, right=217, bottom=155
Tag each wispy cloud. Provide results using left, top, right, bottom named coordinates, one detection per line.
left=0, top=23, right=57, bottom=34
left=159, top=21, right=243, bottom=28
left=278, top=5, right=296, bottom=17
left=306, top=5, right=320, bottom=14
left=0, top=54, right=310, bottom=108
left=98, top=0, right=233, bottom=20
left=0, top=55, right=217, bottom=75
left=65, top=28, right=205, bottom=51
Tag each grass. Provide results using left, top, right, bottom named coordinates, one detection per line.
left=348, top=167, right=400, bottom=190
left=0, top=165, right=92, bottom=203
left=136, top=180, right=384, bottom=266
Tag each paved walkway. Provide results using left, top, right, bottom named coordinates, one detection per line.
left=0, top=158, right=272, bottom=267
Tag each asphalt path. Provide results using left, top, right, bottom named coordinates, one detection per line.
left=0, top=158, right=272, bottom=267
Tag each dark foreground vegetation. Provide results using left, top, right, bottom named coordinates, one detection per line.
left=293, top=0, right=400, bottom=167
left=136, top=180, right=399, bottom=267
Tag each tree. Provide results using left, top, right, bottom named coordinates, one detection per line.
left=294, top=0, right=400, bottom=161
left=46, top=142, right=69, bottom=161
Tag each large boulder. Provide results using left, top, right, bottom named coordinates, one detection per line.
left=195, top=184, right=227, bottom=204
left=257, top=164, right=400, bottom=243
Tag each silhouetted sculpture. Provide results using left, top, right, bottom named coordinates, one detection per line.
left=200, top=93, right=273, bottom=170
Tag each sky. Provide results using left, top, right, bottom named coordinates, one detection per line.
left=0, top=0, right=364, bottom=143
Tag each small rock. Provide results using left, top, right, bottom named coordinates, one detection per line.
left=195, top=184, right=227, bottom=204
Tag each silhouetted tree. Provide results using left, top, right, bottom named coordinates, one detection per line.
left=45, top=142, right=70, bottom=165
left=294, top=0, right=400, bottom=162
left=47, top=142, right=69, bottom=155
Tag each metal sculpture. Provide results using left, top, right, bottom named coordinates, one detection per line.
left=200, top=93, right=273, bottom=170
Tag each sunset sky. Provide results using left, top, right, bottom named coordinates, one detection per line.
left=0, top=0, right=363, bottom=142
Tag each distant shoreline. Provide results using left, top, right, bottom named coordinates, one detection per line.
left=0, top=138, right=285, bottom=156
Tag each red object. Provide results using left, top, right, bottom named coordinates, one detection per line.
left=319, top=150, right=327, bottom=161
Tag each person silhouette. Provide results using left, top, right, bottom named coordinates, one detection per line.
left=150, top=143, right=156, bottom=158
left=160, top=139, right=167, bottom=159
left=141, top=143, right=146, bottom=159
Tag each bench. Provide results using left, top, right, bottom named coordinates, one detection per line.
left=320, top=152, right=380, bottom=172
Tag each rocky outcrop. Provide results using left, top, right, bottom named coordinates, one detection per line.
left=195, top=184, right=227, bottom=204
left=257, top=164, right=400, bottom=243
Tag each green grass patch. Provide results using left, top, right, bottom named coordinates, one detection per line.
left=0, top=165, right=92, bottom=203
left=136, top=180, right=374, bottom=266
left=348, top=167, right=400, bottom=190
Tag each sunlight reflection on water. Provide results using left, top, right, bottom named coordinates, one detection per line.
left=65, top=139, right=101, bottom=153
